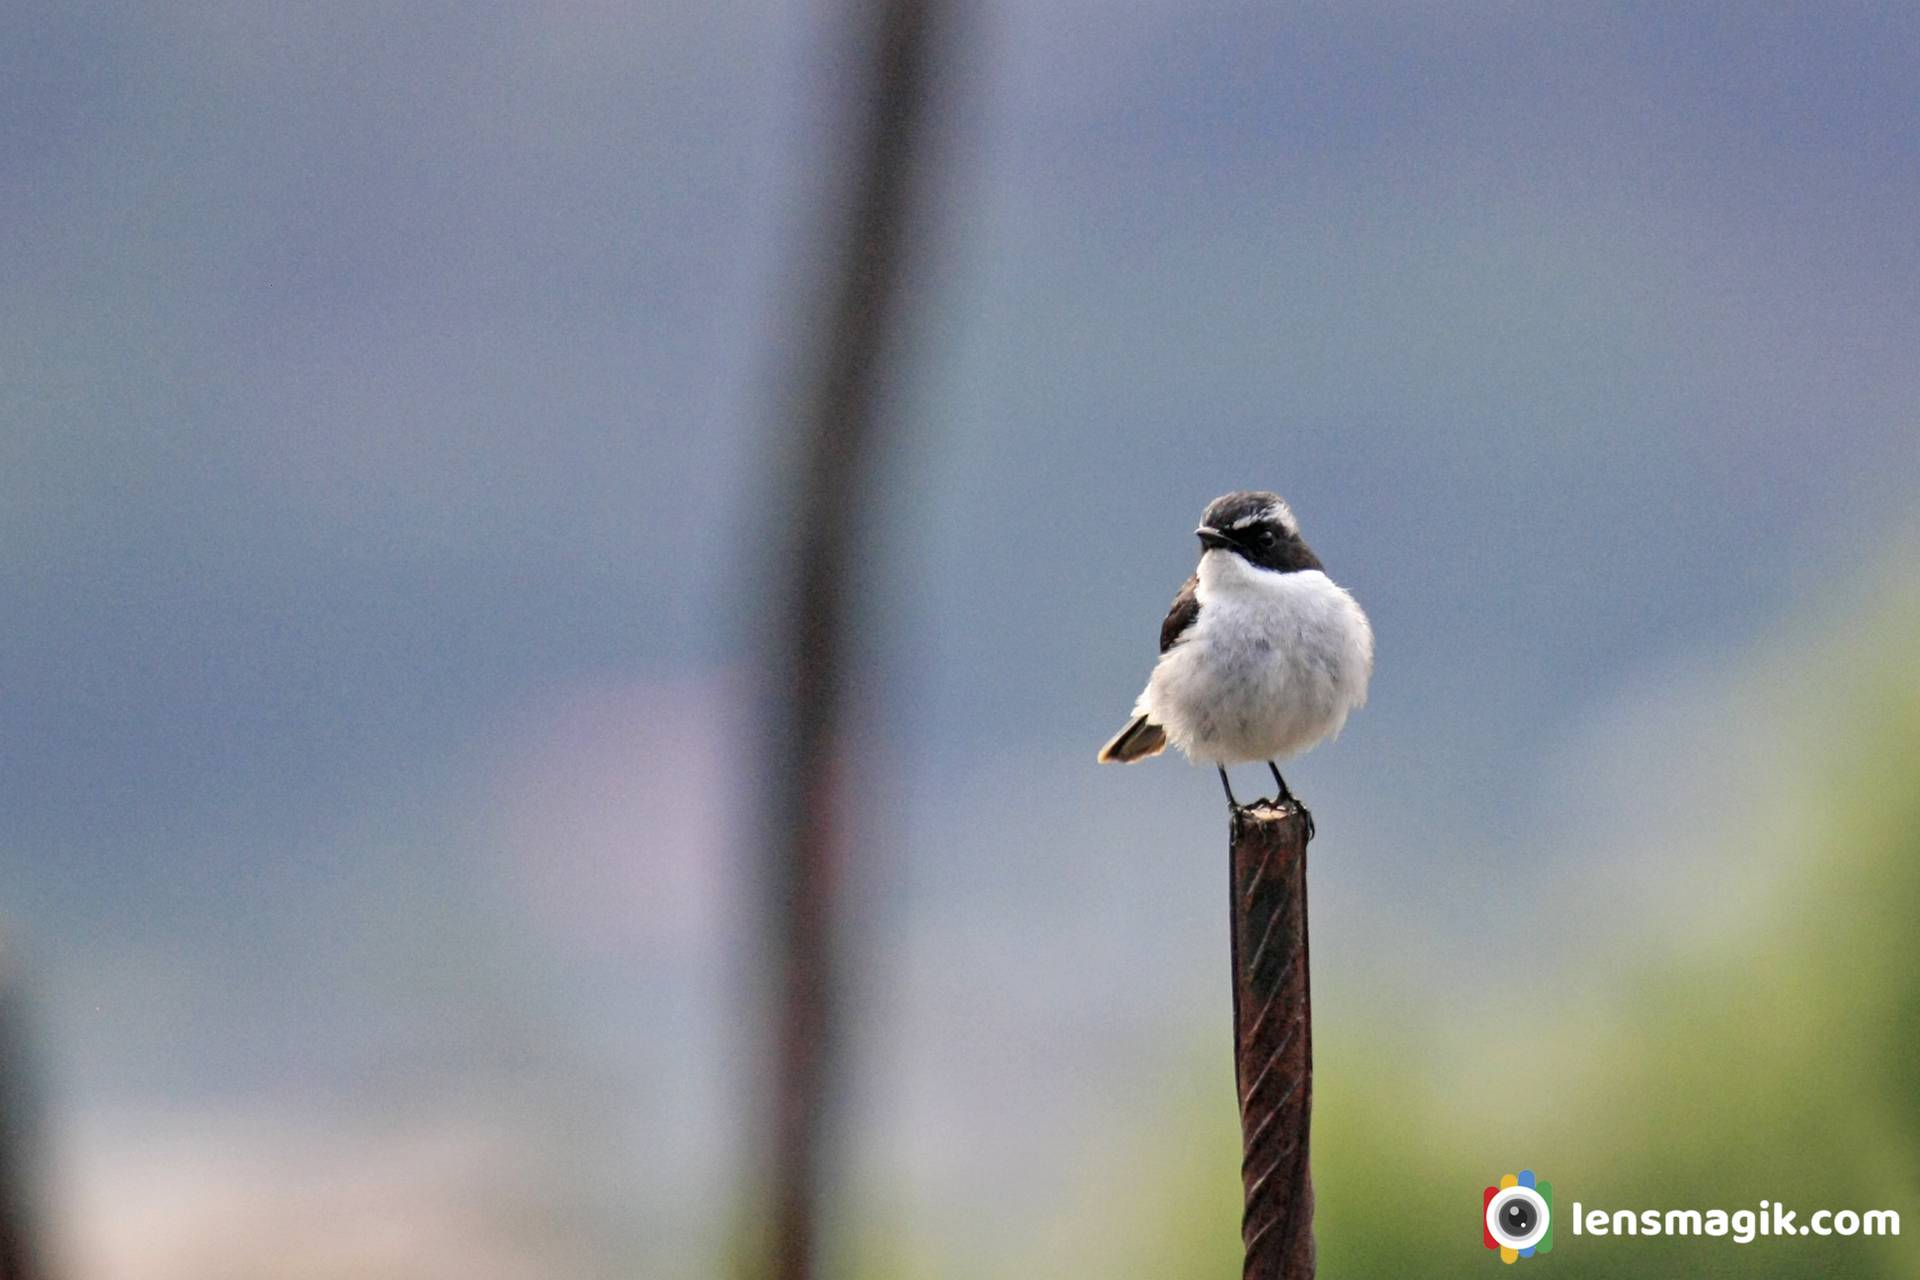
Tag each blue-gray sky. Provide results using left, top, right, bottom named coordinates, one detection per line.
left=4, top=2, right=1917, bottom=1274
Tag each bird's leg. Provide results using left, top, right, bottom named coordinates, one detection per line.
left=1267, top=761, right=1313, bottom=840
left=1217, top=766, right=1241, bottom=809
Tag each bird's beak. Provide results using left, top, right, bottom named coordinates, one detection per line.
left=1195, top=525, right=1234, bottom=550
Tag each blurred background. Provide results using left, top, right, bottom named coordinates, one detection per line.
left=4, top=2, right=1918, bottom=1276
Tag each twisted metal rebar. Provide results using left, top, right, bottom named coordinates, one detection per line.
left=1228, top=802, right=1316, bottom=1279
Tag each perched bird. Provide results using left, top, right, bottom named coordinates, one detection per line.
left=1098, top=490, right=1374, bottom=812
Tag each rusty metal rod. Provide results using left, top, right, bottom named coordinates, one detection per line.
left=1228, top=801, right=1316, bottom=1279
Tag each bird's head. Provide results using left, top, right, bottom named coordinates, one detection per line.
left=1194, top=491, right=1321, bottom=573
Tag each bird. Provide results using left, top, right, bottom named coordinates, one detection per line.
left=1098, top=490, right=1373, bottom=816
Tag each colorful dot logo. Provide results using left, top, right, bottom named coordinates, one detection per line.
left=1484, top=1169, right=1553, bottom=1263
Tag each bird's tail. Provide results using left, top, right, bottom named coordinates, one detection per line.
left=1097, top=714, right=1167, bottom=764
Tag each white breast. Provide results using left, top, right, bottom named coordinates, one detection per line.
left=1135, top=550, right=1373, bottom=765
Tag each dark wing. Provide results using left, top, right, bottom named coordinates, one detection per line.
left=1158, top=574, right=1201, bottom=653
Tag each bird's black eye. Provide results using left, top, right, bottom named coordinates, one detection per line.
left=1256, top=528, right=1278, bottom=548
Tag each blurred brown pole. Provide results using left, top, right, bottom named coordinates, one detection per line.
left=1229, top=802, right=1316, bottom=1279
left=0, top=968, right=45, bottom=1280
left=759, top=2, right=941, bottom=1278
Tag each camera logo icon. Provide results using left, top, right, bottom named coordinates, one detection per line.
left=1483, top=1169, right=1553, bottom=1263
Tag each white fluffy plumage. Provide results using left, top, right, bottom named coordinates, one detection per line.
left=1133, top=546, right=1373, bottom=765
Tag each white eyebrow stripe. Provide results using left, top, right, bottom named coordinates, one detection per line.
left=1231, top=501, right=1298, bottom=534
